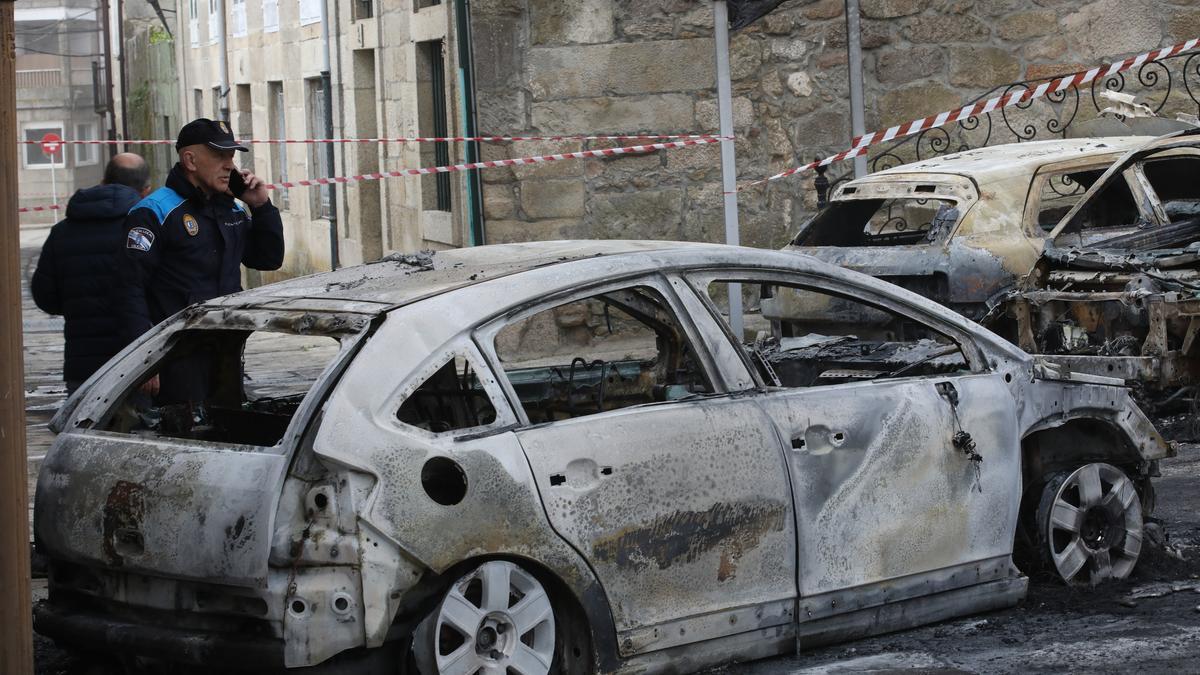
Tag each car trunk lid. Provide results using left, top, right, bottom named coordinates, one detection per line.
left=36, top=434, right=289, bottom=588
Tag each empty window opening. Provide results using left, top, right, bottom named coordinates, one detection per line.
left=103, top=329, right=343, bottom=447
left=1142, top=155, right=1200, bottom=223
left=1035, top=168, right=1105, bottom=231
left=708, top=279, right=969, bottom=388
left=793, top=197, right=961, bottom=247
left=417, top=40, right=451, bottom=212
left=396, top=355, right=498, bottom=433
left=306, top=77, right=332, bottom=219
left=1056, top=173, right=1141, bottom=245
left=494, top=286, right=712, bottom=424
left=235, top=84, right=253, bottom=171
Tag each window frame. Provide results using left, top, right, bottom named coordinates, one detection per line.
left=473, top=274, right=729, bottom=429
left=73, top=122, right=99, bottom=166
left=681, top=267, right=989, bottom=392
left=21, top=121, right=66, bottom=169
left=388, top=341, right=517, bottom=441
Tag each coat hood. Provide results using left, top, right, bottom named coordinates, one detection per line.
left=64, top=183, right=143, bottom=222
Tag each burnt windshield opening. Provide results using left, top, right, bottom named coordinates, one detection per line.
left=103, top=329, right=343, bottom=447
left=792, top=197, right=960, bottom=247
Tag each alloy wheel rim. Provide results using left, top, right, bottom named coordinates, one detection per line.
left=1047, top=462, right=1143, bottom=586
left=433, top=561, right=556, bottom=675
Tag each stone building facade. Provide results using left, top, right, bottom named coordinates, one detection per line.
left=470, top=0, right=1200, bottom=252
left=177, top=0, right=476, bottom=279
left=170, top=0, right=1200, bottom=277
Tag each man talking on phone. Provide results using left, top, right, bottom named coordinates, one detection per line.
left=115, top=118, right=284, bottom=403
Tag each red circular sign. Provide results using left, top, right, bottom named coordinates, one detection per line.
left=40, top=132, right=62, bottom=157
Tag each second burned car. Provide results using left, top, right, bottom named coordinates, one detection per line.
left=783, top=130, right=1200, bottom=401
left=34, top=241, right=1168, bottom=673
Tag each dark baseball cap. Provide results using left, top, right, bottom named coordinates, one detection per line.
left=176, top=118, right=248, bottom=152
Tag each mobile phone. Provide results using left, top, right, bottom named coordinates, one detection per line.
left=228, top=169, right=248, bottom=198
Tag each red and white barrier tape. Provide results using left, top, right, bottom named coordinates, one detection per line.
left=741, top=37, right=1200, bottom=190
left=19, top=133, right=727, bottom=146
left=18, top=137, right=719, bottom=213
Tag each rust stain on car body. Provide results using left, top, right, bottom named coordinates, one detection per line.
left=591, top=500, right=787, bottom=579
left=102, top=480, right=145, bottom=566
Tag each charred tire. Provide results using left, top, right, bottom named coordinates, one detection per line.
left=410, top=560, right=585, bottom=675
left=1034, top=463, right=1144, bottom=586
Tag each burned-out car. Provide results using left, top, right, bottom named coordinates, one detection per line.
left=784, top=131, right=1200, bottom=399
left=34, top=241, right=1169, bottom=673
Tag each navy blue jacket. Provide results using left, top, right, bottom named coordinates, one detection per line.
left=32, top=184, right=143, bottom=383
left=115, top=164, right=284, bottom=343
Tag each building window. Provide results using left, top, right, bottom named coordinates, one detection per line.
left=74, top=123, right=99, bottom=166
left=208, top=0, right=219, bottom=45
left=417, top=40, right=450, bottom=212
left=235, top=84, right=253, bottom=171
left=22, top=122, right=66, bottom=169
left=230, top=0, right=247, bottom=37
left=352, top=0, right=373, bottom=20
left=194, top=88, right=204, bottom=118
left=306, top=77, right=331, bottom=219
left=189, top=0, right=199, bottom=47
left=212, top=86, right=222, bottom=118
left=300, top=0, right=321, bottom=26
left=415, top=0, right=441, bottom=8
left=263, top=0, right=279, bottom=32
left=268, top=81, right=289, bottom=210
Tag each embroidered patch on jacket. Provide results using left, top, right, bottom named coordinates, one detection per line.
left=183, top=214, right=199, bottom=236
left=126, top=227, right=155, bottom=252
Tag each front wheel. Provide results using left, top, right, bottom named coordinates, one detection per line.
left=1035, top=462, right=1143, bottom=586
left=412, top=560, right=559, bottom=675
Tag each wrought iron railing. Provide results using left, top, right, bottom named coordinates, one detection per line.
left=819, top=50, right=1200, bottom=200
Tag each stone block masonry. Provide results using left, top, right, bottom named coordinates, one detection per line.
left=470, top=0, right=1200, bottom=252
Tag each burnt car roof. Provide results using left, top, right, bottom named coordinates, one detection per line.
left=216, top=240, right=734, bottom=309
left=858, top=136, right=1153, bottom=183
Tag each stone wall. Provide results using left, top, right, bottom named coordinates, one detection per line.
left=470, top=0, right=1200, bottom=251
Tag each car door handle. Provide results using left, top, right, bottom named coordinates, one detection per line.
left=548, top=466, right=613, bottom=487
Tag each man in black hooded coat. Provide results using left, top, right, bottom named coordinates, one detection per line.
left=31, top=153, right=152, bottom=393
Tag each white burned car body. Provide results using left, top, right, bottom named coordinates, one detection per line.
left=34, top=242, right=1170, bottom=673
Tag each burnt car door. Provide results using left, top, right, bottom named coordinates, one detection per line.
left=682, top=269, right=1025, bottom=643
left=476, top=276, right=798, bottom=659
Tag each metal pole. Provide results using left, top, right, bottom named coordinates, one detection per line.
left=117, top=0, right=130, bottom=142
left=845, top=0, right=867, bottom=178
left=99, top=0, right=118, bottom=160
left=713, top=1, right=743, bottom=340
left=319, top=0, right=339, bottom=270
left=216, top=0, right=229, bottom=120
left=50, top=161, right=57, bottom=209
left=0, top=0, right=35, bottom=668
left=454, top=0, right=484, bottom=246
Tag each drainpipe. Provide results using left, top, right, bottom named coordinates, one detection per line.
left=713, top=1, right=743, bottom=340
left=320, top=0, right=339, bottom=269
left=844, top=0, right=866, bottom=178
left=454, top=0, right=484, bottom=246
left=216, top=0, right=229, bottom=121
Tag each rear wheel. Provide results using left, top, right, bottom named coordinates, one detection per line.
left=1035, top=462, right=1143, bottom=586
left=412, top=560, right=559, bottom=675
